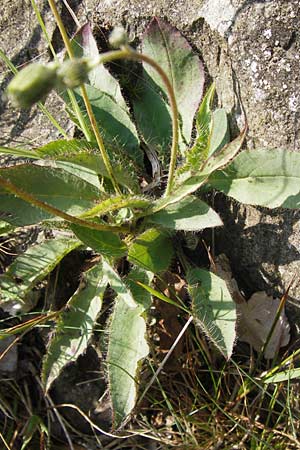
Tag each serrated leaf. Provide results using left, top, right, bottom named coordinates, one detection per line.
left=209, top=148, right=300, bottom=208
left=0, top=238, right=81, bottom=305
left=187, top=268, right=236, bottom=359
left=68, top=85, right=143, bottom=166
left=186, top=83, right=215, bottom=166
left=72, top=23, right=128, bottom=109
left=42, top=262, right=107, bottom=391
left=180, top=87, right=229, bottom=172
left=106, top=264, right=150, bottom=427
left=147, top=195, right=222, bottom=231
left=142, top=18, right=204, bottom=146
left=0, top=164, right=101, bottom=226
left=71, top=224, right=127, bottom=257
left=128, top=228, right=173, bottom=273
left=196, top=83, right=215, bottom=138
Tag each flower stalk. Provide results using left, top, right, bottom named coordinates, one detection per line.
left=47, top=0, right=122, bottom=195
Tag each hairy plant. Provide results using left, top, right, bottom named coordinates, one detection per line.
left=1, top=1, right=299, bottom=436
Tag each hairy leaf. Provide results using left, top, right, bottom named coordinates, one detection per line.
left=183, top=83, right=215, bottom=169
left=105, top=263, right=150, bottom=427
left=128, top=228, right=174, bottom=272
left=187, top=268, right=237, bottom=359
left=79, top=195, right=151, bottom=219
left=42, top=262, right=107, bottom=391
left=147, top=195, right=222, bottom=231
left=160, top=127, right=247, bottom=211
left=36, top=139, right=140, bottom=193
left=209, top=149, right=300, bottom=208
left=0, top=238, right=81, bottom=306
left=71, top=224, right=127, bottom=257
left=0, top=164, right=101, bottom=225
left=142, top=18, right=204, bottom=146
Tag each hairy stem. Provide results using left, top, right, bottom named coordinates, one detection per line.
left=47, top=0, right=121, bottom=194
left=0, top=176, right=127, bottom=233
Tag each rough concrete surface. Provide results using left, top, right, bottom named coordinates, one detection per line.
left=1, top=0, right=300, bottom=305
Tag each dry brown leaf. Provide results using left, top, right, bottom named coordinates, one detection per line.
left=212, top=254, right=290, bottom=359
left=237, top=291, right=290, bottom=359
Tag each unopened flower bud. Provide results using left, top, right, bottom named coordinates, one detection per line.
left=109, top=26, right=128, bottom=48
left=57, top=59, right=90, bottom=88
left=7, top=62, right=58, bottom=108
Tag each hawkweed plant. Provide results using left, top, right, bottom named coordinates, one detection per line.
left=1, top=0, right=300, bottom=436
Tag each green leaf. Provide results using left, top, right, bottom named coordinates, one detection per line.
left=36, top=139, right=140, bottom=193
left=132, top=73, right=172, bottom=161
left=263, top=367, right=300, bottom=384
left=159, top=128, right=246, bottom=211
left=196, top=83, right=215, bottom=138
left=142, top=18, right=204, bottom=146
left=106, top=263, right=149, bottom=427
left=188, top=83, right=215, bottom=165
left=71, top=224, right=127, bottom=257
left=208, top=109, right=230, bottom=157
left=72, top=23, right=128, bottom=109
left=79, top=195, right=151, bottom=219
left=153, top=174, right=208, bottom=212
left=69, top=85, right=143, bottom=166
left=0, top=238, right=81, bottom=305
left=209, top=148, right=300, bottom=208
left=187, top=268, right=237, bottom=359
left=42, top=262, right=107, bottom=391
left=180, top=86, right=229, bottom=172
left=198, top=125, right=247, bottom=177
left=128, top=228, right=173, bottom=273
left=147, top=195, right=222, bottom=231
left=125, top=266, right=153, bottom=311
left=0, top=145, right=39, bottom=159
left=0, top=164, right=101, bottom=226
left=21, top=415, right=46, bottom=450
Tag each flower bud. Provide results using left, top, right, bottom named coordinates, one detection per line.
left=109, top=26, right=128, bottom=48
left=57, top=59, right=90, bottom=88
left=7, top=63, right=58, bottom=108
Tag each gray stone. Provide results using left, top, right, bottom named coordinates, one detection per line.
left=0, top=0, right=70, bottom=148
